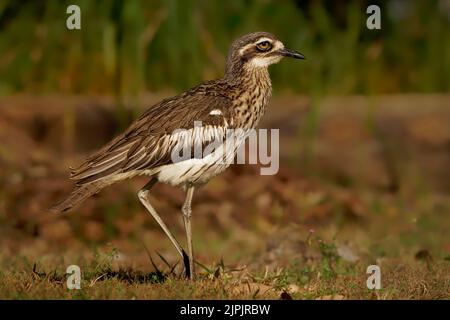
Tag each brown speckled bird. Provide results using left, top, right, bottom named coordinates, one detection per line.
left=51, top=32, right=304, bottom=279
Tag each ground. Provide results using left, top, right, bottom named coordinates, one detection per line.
left=0, top=94, right=449, bottom=299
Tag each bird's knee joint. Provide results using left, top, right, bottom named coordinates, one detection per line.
left=182, top=205, right=192, bottom=218
left=138, top=190, right=148, bottom=201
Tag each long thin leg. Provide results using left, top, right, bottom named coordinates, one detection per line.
left=138, top=178, right=191, bottom=278
left=182, top=186, right=195, bottom=279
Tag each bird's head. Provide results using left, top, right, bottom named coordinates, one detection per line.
left=225, top=31, right=304, bottom=76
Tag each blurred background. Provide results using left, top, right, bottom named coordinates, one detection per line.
left=0, top=0, right=449, bottom=298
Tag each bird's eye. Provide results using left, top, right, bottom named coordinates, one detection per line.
left=256, top=41, right=272, bottom=52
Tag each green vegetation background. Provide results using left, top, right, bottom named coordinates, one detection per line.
left=0, top=0, right=449, bottom=97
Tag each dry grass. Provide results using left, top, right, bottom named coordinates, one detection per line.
left=1, top=250, right=448, bottom=299
left=1, top=197, right=449, bottom=300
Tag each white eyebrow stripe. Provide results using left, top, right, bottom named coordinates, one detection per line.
left=209, top=109, right=222, bottom=116
left=239, top=38, right=280, bottom=56
left=256, top=37, right=273, bottom=44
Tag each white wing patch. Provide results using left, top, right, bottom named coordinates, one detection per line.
left=209, top=109, right=222, bottom=116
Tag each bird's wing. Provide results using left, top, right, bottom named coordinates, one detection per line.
left=70, top=85, right=234, bottom=186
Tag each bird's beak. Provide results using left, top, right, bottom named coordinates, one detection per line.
left=279, top=48, right=305, bottom=60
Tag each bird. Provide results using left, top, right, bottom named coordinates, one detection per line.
left=51, top=31, right=304, bottom=279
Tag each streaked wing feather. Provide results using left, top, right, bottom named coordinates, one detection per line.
left=70, top=83, right=234, bottom=186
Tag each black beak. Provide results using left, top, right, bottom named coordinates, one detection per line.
left=279, top=48, right=305, bottom=60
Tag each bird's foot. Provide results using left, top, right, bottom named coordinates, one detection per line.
left=182, top=250, right=192, bottom=279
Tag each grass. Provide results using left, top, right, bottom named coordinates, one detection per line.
left=0, top=241, right=448, bottom=299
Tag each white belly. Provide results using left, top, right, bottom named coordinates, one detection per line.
left=156, top=157, right=230, bottom=186
left=153, top=138, right=240, bottom=186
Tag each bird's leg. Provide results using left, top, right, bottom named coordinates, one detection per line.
left=182, top=186, right=195, bottom=280
left=138, top=178, right=191, bottom=278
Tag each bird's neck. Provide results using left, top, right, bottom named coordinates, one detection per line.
left=226, top=61, right=270, bottom=83
left=242, top=65, right=272, bottom=99
left=228, top=65, right=272, bottom=129
left=225, top=64, right=272, bottom=93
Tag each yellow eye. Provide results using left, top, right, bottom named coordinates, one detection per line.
left=256, top=41, right=271, bottom=51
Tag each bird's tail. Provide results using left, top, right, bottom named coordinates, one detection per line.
left=50, top=180, right=110, bottom=213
